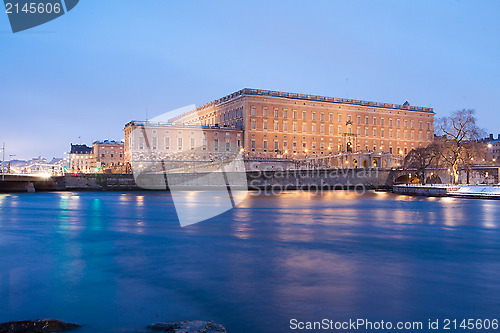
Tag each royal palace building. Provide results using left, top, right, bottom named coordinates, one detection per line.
left=124, top=89, right=434, bottom=169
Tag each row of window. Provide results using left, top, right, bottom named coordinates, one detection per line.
left=100, top=152, right=122, bottom=158
left=137, top=137, right=242, bottom=150
left=250, top=119, right=431, bottom=140
left=250, top=107, right=432, bottom=129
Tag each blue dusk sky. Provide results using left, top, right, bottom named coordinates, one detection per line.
left=1, top=0, right=499, bottom=159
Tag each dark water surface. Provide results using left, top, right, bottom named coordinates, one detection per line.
left=1, top=191, right=500, bottom=332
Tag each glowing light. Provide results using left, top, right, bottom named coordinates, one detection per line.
left=35, top=173, right=52, bottom=179
left=284, top=149, right=288, bottom=154
left=488, top=144, right=493, bottom=148
left=240, top=148, right=245, bottom=152
left=304, top=149, right=308, bottom=153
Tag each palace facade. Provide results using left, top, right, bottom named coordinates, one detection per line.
left=123, top=89, right=434, bottom=170
left=170, top=88, right=434, bottom=157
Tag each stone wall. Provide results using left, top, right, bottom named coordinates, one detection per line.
left=62, top=168, right=395, bottom=191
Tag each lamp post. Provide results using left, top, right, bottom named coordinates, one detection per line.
left=8, top=154, right=16, bottom=174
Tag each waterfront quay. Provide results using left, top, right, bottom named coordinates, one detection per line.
left=0, top=168, right=396, bottom=193
left=394, top=184, right=500, bottom=200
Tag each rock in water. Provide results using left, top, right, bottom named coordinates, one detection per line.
left=0, top=319, right=81, bottom=333
left=148, top=320, right=226, bottom=333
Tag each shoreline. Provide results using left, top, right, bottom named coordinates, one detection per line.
left=393, top=184, right=500, bottom=200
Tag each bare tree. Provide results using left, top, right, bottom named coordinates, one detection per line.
left=435, top=109, right=484, bottom=184
left=461, top=140, right=486, bottom=184
left=403, top=144, right=439, bottom=184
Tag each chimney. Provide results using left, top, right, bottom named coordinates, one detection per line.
left=490, top=134, right=494, bottom=140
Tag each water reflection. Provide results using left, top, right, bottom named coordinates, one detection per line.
left=0, top=191, right=499, bottom=332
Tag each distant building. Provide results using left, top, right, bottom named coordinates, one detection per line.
left=92, top=140, right=125, bottom=173
left=69, top=144, right=94, bottom=173
left=69, top=141, right=125, bottom=174
left=481, top=134, right=500, bottom=164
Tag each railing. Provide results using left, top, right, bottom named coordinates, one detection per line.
left=240, top=88, right=433, bottom=112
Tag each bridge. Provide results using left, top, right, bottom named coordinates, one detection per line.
left=0, top=174, right=63, bottom=192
